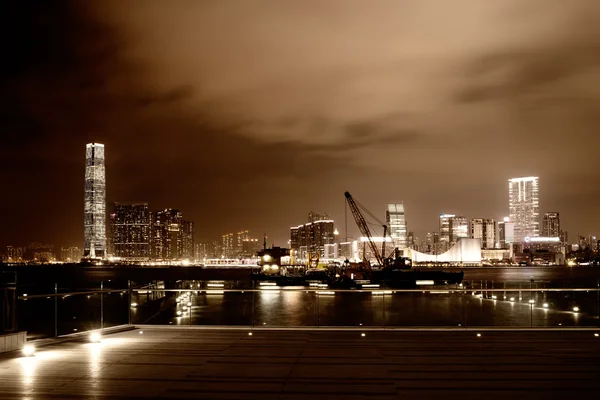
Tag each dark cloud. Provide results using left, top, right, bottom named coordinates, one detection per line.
left=1, top=0, right=599, bottom=249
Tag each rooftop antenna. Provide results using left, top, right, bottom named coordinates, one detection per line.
left=263, top=233, right=267, bottom=250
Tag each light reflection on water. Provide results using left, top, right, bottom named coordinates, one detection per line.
left=154, top=289, right=595, bottom=328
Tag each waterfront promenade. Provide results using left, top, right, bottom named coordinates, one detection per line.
left=1, top=327, right=599, bottom=399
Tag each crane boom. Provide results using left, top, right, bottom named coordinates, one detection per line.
left=344, top=191, right=384, bottom=266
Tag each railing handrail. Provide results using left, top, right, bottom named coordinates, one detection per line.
left=17, top=287, right=600, bottom=299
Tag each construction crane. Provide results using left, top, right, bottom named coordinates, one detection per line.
left=344, top=191, right=387, bottom=267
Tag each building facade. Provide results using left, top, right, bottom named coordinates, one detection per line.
left=542, top=212, right=560, bottom=238
left=470, top=218, right=496, bottom=249
left=221, top=233, right=234, bottom=258
left=451, top=216, right=469, bottom=245
left=440, top=214, right=468, bottom=247
left=236, top=230, right=249, bottom=256
left=110, top=202, right=151, bottom=261
left=182, top=220, right=194, bottom=260
left=508, top=176, right=540, bottom=242
left=386, top=204, right=408, bottom=249
left=290, top=213, right=335, bottom=258
left=84, top=143, right=106, bottom=258
left=60, top=247, right=83, bottom=263
left=152, top=209, right=183, bottom=260
left=439, top=214, right=454, bottom=246
left=497, top=217, right=515, bottom=249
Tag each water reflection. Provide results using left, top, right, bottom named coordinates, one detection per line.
left=150, top=289, right=597, bottom=328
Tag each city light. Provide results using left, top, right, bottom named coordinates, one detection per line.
left=573, top=306, right=580, bottom=312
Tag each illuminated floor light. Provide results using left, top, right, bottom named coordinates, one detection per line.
left=573, top=306, right=580, bottom=312
left=476, top=333, right=481, bottom=337
left=139, top=331, right=144, bottom=335
left=529, top=300, right=535, bottom=304
left=543, top=303, right=549, bottom=308
left=361, top=333, right=366, bottom=337
left=248, top=332, right=253, bottom=336
left=176, top=310, right=182, bottom=316
left=22, top=344, right=35, bottom=357
left=90, top=332, right=102, bottom=343
left=187, top=302, right=192, bottom=307
left=510, top=297, right=515, bottom=302
left=594, top=333, right=599, bottom=337
left=130, top=302, right=138, bottom=307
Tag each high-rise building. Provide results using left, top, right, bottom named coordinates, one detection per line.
left=439, top=214, right=455, bottom=244
left=5, top=246, right=25, bottom=262
left=222, top=233, right=234, bottom=258
left=241, top=238, right=261, bottom=257
left=182, top=221, right=195, bottom=260
left=84, top=143, right=106, bottom=258
left=542, top=212, right=560, bottom=237
left=508, top=176, right=540, bottom=242
left=60, top=247, right=83, bottom=263
left=440, top=214, right=468, bottom=246
left=290, top=226, right=301, bottom=250
left=152, top=209, right=183, bottom=260
left=451, top=216, right=469, bottom=244
left=195, top=243, right=208, bottom=260
left=236, top=230, right=249, bottom=256
left=290, top=212, right=335, bottom=258
left=308, top=211, right=330, bottom=223
left=386, top=204, right=408, bottom=249
left=470, top=218, right=496, bottom=249
left=111, top=202, right=151, bottom=261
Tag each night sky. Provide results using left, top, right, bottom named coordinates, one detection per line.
left=1, top=1, right=599, bottom=249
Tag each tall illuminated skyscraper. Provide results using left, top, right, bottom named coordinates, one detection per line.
left=508, top=176, right=539, bottom=242
left=386, top=204, right=407, bottom=249
left=84, top=143, right=106, bottom=258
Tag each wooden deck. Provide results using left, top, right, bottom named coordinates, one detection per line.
left=0, top=327, right=599, bottom=399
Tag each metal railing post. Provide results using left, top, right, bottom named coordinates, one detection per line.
left=128, top=280, right=132, bottom=325
left=100, top=281, right=104, bottom=330
left=317, top=291, right=320, bottom=327
left=251, top=290, right=255, bottom=328
left=530, top=278, right=533, bottom=328
left=382, top=292, right=386, bottom=329
left=54, top=283, right=58, bottom=337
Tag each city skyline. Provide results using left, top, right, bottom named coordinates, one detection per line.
left=1, top=2, right=599, bottom=249
left=1, top=151, right=597, bottom=250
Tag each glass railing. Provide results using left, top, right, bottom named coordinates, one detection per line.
left=131, top=287, right=599, bottom=329
left=17, top=284, right=600, bottom=339
left=18, top=289, right=129, bottom=339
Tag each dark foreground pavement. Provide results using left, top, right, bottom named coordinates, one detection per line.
left=1, top=327, right=599, bottom=399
